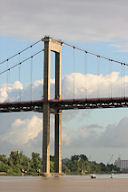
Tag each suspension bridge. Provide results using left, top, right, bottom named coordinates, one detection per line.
left=0, top=36, right=128, bottom=176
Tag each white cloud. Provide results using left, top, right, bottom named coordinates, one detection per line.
left=63, top=116, right=128, bottom=150
left=0, top=72, right=127, bottom=102
left=63, top=72, right=128, bottom=98
left=0, top=81, right=23, bottom=102
left=0, top=115, right=42, bottom=145
left=0, top=72, right=128, bottom=161
left=59, top=116, right=128, bottom=161
left=98, top=117, right=128, bottom=148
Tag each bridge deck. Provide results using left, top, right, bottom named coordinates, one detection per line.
left=0, top=97, right=128, bottom=112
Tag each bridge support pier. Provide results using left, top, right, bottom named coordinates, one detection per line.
left=42, top=37, right=62, bottom=176
left=55, top=110, right=62, bottom=173
left=42, top=103, right=50, bottom=175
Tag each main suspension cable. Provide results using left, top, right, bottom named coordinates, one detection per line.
left=0, top=39, right=42, bottom=66
left=62, top=41, right=128, bottom=67
left=0, top=49, right=44, bottom=76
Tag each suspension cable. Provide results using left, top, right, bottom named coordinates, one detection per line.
left=6, top=60, right=9, bottom=102
left=2, top=37, right=128, bottom=67
left=109, top=60, right=113, bottom=98
left=84, top=52, right=88, bottom=98
left=73, top=47, right=76, bottom=99
left=121, top=64, right=123, bottom=97
left=18, top=53, right=21, bottom=101
left=0, top=39, right=42, bottom=66
left=122, top=65, right=125, bottom=97
left=97, top=56, right=100, bottom=98
left=30, top=56, right=33, bottom=101
left=124, top=66, right=126, bottom=97
left=62, top=41, right=128, bottom=67
left=0, top=49, right=44, bottom=76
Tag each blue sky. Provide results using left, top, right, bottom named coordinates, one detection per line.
left=1, top=0, right=128, bottom=163
left=1, top=35, right=128, bottom=163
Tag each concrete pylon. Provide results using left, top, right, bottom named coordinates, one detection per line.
left=42, top=37, right=62, bottom=176
left=55, top=51, right=62, bottom=174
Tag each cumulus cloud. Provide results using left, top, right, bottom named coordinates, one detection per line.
left=0, top=81, right=23, bottom=102
left=98, top=117, right=128, bottom=148
left=62, top=72, right=128, bottom=99
left=63, top=116, right=128, bottom=151
left=0, top=112, right=72, bottom=154
left=0, top=115, right=42, bottom=145
left=0, top=0, right=128, bottom=44
left=0, top=72, right=128, bottom=161
left=0, top=72, right=127, bottom=102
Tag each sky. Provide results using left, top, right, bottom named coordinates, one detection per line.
left=1, top=0, right=128, bottom=164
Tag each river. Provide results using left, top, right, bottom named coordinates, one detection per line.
left=1, top=174, right=128, bottom=192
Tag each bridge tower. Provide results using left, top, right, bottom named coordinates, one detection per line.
left=43, top=36, right=62, bottom=176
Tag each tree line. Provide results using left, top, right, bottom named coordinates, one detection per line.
left=0, top=151, right=120, bottom=175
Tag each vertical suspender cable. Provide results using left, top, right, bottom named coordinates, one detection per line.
left=108, top=59, right=110, bottom=98
left=97, top=56, right=100, bottom=98
left=18, top=53, right=21, bottom=101
left=123, top=64, right=125, bottom=98
left=42, top=50, right=44, bottom=100
left=84, top=51, right=88, bottom=98
left=121, top=64, right=123, bottom=97
left=6, top=59, right=9, bottom=102
left=30, top=56, right=33, bottom=101
left=121, top=63, right=125, bottom=98
left=62, top=48, right=64, bottom=99
left=73, top=47, right=76, bottom=99
left=109, top=60, right=112, bottom=98
left=120, top=63, right=124, bottom=97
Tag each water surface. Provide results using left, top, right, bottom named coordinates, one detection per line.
left=1, top=175, right=128, bottom=192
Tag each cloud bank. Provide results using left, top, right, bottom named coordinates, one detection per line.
left=0, top=72, right=127, bottom=102
left=0, top=72, right=127, bottom=160
left=1, top=0, right=128, bottom=43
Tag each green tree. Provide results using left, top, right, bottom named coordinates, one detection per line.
left=71, top=155, right=79, bottom=161
left=8, top=151, right=20, bottom=166
left=79, top=154, right=88, bottom=161
left=0, top=154, right=8, bottom=164
left=31, top=152, right=41, bottom=170
left=0, top=161, right=8, bottom=172
left=18, top=152, right=31, bottom=172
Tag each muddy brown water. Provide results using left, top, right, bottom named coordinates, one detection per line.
left=1, top=175, right=128, bottom=192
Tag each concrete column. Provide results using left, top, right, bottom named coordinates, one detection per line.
left=42, top=37, right=51, bottom=175
left=43, top=103, right=50, bottom=174
left=55, top=52, right=62, bottom=173
left=55, top=110, right=62, bottom=173
left=42, top=36, right=62, bottom=175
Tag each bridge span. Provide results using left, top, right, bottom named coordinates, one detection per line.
left=0, top=97, right=128, bottom=112
left=1, top=36, right=128, bottom=176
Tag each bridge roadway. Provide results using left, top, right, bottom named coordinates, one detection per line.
left=0, top=97, right=128, bottom=112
